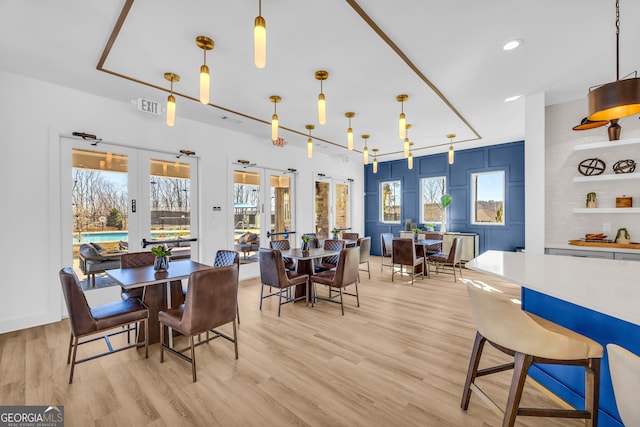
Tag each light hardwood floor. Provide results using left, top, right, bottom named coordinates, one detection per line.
left=0, top=257, right=586, bottom=427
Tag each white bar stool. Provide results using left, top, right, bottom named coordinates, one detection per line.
left=607, top=343, right=640, bottom=426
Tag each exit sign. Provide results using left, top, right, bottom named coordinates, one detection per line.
left=136, top=97, right=161, bottom=115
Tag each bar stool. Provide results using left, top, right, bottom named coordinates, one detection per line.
left=461, top=280, right=603, bottom=427
left=607, top=343, right=640, bottom=426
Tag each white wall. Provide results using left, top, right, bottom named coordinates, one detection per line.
left=0, top=70, right=363, bottom=333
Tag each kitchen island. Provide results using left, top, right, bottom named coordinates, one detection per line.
left=466, top=250, right=640, bottom=427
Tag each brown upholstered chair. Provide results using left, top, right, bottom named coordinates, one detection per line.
left=310, top=247, right=360, bottom=315
left=212, top=250, right=241, bottom=325
left=380, top=233, right=394, bottom=271
left=258, top=248, right=310, bottom=316
left=315, top=239, right=345, bottom=271
left=269, top=239, right=295, bottom=271
left=427, top=236, right=464, bottom=281
left=159, top=265, right=239, bottom=382
left=392, top=238, right=424, bottom=284
left=422, top=232, right=443, bottom=255
left=341, top=232, right=359, bottom=241
left=59, top=267, right=149, bottom=384
left=462, top=280, right=603, bottom=427
left=357, top=236, right=371, bottom=281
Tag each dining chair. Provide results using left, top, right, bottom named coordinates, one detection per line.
left=315, top=239, right=345, bottom=271
left=159, top=265, right=239, bottom=382
left=357, top=236, right=371, bottom=281
left=461, top=280, right=603, bottom=427
left=310, top=247, right=360, bottom=315
left=422, top=232, right=443, bottom=255
left=341, top=232, right=359, bottom=241
left=427, top=236, right=464, bottom=281
left=380, top=233, right=394, bottom=271
left=607, top=343, right=640, bottom=426
left=391, top=238, right=424, bottom=284
left=212, top=250, right=241, bottom=325
left=59, top=267, right=149, bottom=384
left=258, top=248, right=310, bottom=316
left=269, top=239, right=296, bottom=271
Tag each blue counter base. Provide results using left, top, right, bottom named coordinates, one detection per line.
left=522, top=288, right=640, bottom=427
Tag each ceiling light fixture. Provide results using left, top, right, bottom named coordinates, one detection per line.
left=408, top=142, right=414, bottom=170
left=306, top=124, right=314, bottom=158
left=397, top=94, right=408, bottom=139
left=315, top=70, right=329, bottom=125
left=270, top=95, right=281, bottom=142
left=345, top=112, right=355, bottom=150
left=164, top=72, right=180, bottom=127
left=587, top=0, right=640, bottom=122
left=372, top=148, right=379, bottom=173
left=254, top=0, right=266, bottom=68
left=362, top=134, right=370, bottom=165
left=502, top=39, right=522, bottom=51
left=196, top=36, right=214, bottom=104
left=572, top=117, right=609, bottom=131
left=404, top=123, right=411, bottom=158
left=447, top=133, right=456, bottom=165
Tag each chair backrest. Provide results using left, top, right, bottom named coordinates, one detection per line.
left=120, top=251, right=156, bottom=269
left=59, top=267, right=96, bottom=337
left=423, top=232, right=443, bottom=241
left=79, top=244, right=100, bottom=259
left=392, top=238, right=418, bottom=266
left=180, top=265, right=238, bottom=335
left=258, top=248, right=289, bottom=288
left=380, top=233, right=394, bottom=257
left=358, top=237, right=371, bottom=262
left=607, top=343, right=640, bottom=426
left=213, top=250, right=240, bottom=268
left=333, top=247, right=360, bottom=288
left=341, top=232, right=359, bottom=241
left=322, top=239, right=345, bottom=265
left=447, top=236, right=464, bottom=263
left=269, top=239, right=291, bottom=251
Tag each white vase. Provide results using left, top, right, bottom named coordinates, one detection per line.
left=441, top=213, right=446, bottom=233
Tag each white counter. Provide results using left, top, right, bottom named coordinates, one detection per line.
left=546, top=241, right=640, bottom=254
left=466, top=250, right=640, bottom=326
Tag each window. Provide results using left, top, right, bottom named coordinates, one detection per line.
left=472, top=171, right=505, bottom=225
left=380, top=180, right=401, bottom=223
left=420, top=176, right=446, bottom=225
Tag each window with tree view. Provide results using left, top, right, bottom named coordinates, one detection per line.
left=472, top=171, right=505, bottom=225
left=420, top=176, right=445, bottom=225
left=380, top=180, right=401, bottom=223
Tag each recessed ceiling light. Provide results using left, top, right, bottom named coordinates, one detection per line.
left=503, top=39, right=522, bottom=51
left=504, top=95, right=522, bottom=103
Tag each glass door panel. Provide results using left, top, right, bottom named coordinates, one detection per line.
left=233, top=170, right=261, bottom=261
left=314, top=180, right=331, bottom=239
left=269, top=174, right=291, bottom=243
left=335, top=183, right=350, bottom=230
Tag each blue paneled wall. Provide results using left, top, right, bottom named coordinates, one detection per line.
left=365, top=141, right=525, bottom=256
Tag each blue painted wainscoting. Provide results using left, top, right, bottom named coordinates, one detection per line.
left=365, top=141, right=525, bottom=256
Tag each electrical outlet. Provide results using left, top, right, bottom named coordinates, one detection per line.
left=212, top=206, right=222, bottom=212
left=603, top=222, right=611, bottom=232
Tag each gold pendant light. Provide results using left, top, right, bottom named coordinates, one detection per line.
left=315, top=70, right=329, bottom=125
left=196, top=36, right=214, bottom=104
left=447, top=133, right=456, bottom=165
left=397, top=94, right=408, bottom=139
left=306, top=124, right=315, bottom=158
left=372, top=148, right=379, bottom=173
left=587, top=0, right=640, bottom=121
left=362, top=134, right=370, bottom=165
left=254, top=0, right=266, bottom=68
left=408, top=142, right=414, bottom=170
left=403, top=123, right=411, bottom=158
left=270, top=95, right=281, bottom=142
left=345, top=112, right=355, bottom=150
left=164, top=72, right=180, bottom=127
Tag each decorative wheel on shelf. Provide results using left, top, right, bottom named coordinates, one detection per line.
left=578, top=158, right=606, bottom=176
left=613, top=159, right=636, bottom=174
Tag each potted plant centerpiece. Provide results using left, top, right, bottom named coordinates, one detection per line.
left=331, top=228, right=339, bottom=240
left=441, top=194, right=452, bottom=233
left=151, top=245, right=172, bottom=271
left=301, top=235, right=311, bottom=252
left=413, top=228, right=421, bottom=241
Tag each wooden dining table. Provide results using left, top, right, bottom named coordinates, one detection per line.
left=280, top=248, right=341, bottom=298
left=105, top=260, right=212, bottom=345
left=414, top=239, right=443, bottom=276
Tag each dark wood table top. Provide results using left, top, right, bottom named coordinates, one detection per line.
left=105, top=260, right=212, bottom=289
left=281, top=248, right=341, bottom=260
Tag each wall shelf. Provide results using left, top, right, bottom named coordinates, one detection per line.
left=574, top=208, right=640, bottom=214
left=573, top=136, right=640, bottom=151
left=573, top=173, right=640, bottom=183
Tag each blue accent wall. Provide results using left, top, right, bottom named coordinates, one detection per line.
left=365, top=141, right=525, bottom=256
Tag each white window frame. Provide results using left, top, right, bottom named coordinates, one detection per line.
left=471, top=170, right=505, bottom=226
left=420, top=176, right=446, bottom=225
left=380, top=180, right=402, bottom=224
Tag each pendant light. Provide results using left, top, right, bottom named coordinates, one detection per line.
left=587, top=0, right=640, bottom=121
left=195, top=36, right=214, bottom=104
left=397, top=94, right=408, bottom=139
left=447, top=133, right=456, bottom=165
left=345, top=112, right=355, bottom=150
left=362, top=134, right=370, bottom=164
left=315, top=70, right=329, bottom=125
left=403, top=123, right=411, bottom=158
left=408, top=142, right=414, bottom=170
left=306, top=124, right=315, bottom=158
left=254, top=0, right=266, bottom=68
left=270, top=95, right=281, bottom=142
left=164, top=72, right=180, bottom=127
left=372, top=148, right=379, bottom=173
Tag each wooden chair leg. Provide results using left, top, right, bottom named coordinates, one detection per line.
left=503, top=352, right=533, bottom=427
left=236, top=302, right=241, bottom=325
left=585, top=358, right=600, bottom=427
left=461, top=332, right=486, bottom=410
left=69, top=336, right=79, bottom=384
left=67, top=333, right=74, bottom=365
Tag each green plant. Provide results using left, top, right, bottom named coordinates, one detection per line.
left=331, top=228, right=338, bottom=234
left=441, top=194, right=452, bottom=208
left=424, top=223, right=435, bottom=229
left=412, top=228, right=421, bottom=234
left=151, top=245, right=172, bottom=257
left=301, top=235, right=311, bottom=243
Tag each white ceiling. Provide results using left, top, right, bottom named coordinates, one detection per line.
left=1, top=0, right=639, bottom=161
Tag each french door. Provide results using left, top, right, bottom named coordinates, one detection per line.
left=314, top=175, right=351, bottom=239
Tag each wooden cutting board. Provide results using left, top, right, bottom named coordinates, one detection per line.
left=568, top=240, right=640, bottom=249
